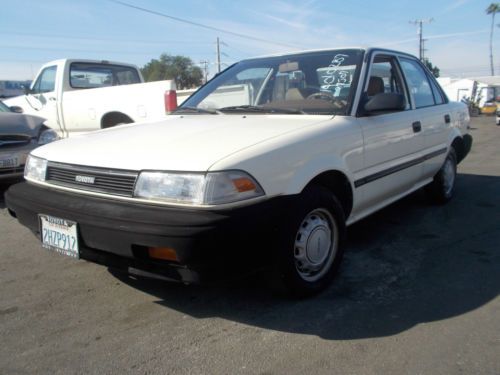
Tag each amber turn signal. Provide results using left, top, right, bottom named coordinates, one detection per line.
left=148, top=247, right=179, bottom=262
left=232, top=177, right=257, bottom=192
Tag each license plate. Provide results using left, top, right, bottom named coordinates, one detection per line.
left=39, top=215, right=79, bottom=258
left=0, top=155, right=19, bottom=168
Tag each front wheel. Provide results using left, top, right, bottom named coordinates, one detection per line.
left=426, top=148, right=457, bottom=204
left=275, top=185, right=346, bottom=297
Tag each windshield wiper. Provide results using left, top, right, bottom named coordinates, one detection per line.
left=173, top=106, right=223, bottom=115
left=218, top=105, right=305, bottom=114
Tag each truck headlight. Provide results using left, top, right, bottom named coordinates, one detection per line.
left=38, top=129, right=59, bottom=145
left=134, top=170, right=264, bottom=205
left=24, top=155, right=47, bottom=182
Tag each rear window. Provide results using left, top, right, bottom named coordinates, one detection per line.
left=69, top=63, right=141, bottom=89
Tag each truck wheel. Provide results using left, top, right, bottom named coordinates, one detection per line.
left=426, top=148, right=457, bottom=204
left=276, top=185, right=345, bottom=297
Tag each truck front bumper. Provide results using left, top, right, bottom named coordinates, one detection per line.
left=6, top=182, right=293, bottom=283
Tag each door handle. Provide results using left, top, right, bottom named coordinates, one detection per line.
left=48, top=97, right=56, bottom=101
left=412, top=121, right=422, bottom=133
left=444, top=114, right=451, bottom=123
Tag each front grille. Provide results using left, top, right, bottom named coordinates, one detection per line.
left=0, top=135, right=32, bottom=149
left=46, top=162, right=139, bottom=197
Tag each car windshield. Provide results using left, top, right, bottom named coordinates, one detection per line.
left=0, top=101, right=11, bottom=112
left=180, top=49, right=364, bottom=116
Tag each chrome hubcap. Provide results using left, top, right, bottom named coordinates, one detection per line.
left=442, top=157, right=455, bottom=195
left=294, top=209, right=338, bottom=282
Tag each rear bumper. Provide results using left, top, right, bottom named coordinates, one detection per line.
left=6, top=182, right=294, bottom=283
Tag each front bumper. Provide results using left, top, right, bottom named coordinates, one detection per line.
left=0, top=166, right=24, bottom=181
left=6, top=182, right=294, bottom=283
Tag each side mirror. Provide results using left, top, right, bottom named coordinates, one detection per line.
left=23, top=85, right=32, bottom=95
left=364, top=93, right=406, bottom=114
left=9, top=106, right=23, bottom=113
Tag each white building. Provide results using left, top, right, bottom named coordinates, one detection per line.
left=437, top=76, right=500, bottom=107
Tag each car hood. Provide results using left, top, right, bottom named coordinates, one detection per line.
left=0, top=112, right=46, bottom=137
left=32, top=115, right=331, bottom=171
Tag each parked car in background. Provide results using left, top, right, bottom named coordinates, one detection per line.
left=6, top=48, right=472, bottom=297
left=0, top=101, right=58, bottom=181
left=0, top=80, right=32, bottom=98
left=3, top=59, right=176, bottom=137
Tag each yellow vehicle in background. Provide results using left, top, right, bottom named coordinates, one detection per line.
left=480, top=101, right=498, bottom=115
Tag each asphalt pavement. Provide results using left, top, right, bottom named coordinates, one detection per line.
left=0, top=116, right=499, bottom=375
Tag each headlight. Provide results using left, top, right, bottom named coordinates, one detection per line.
left=38, top=128, right=59, bottom=145
left=24, top=155, right=47, bottom=182
left=134, top=170, right=264, bottom=205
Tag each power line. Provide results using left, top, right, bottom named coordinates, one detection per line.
left=109, top=0, right=298, bottom=49
left=0, top=30, right=211, bottom=45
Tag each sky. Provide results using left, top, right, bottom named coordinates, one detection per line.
left=0, top=0, right=499, bottom=80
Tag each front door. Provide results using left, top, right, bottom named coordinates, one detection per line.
left=27, top=65, right=61, bottom=130
left=354, top=53, right=423, bottom=213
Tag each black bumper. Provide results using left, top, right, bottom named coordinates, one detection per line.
left=6, top=182, right=294, bottom=283
left=461, top=134, right=473, bottom=163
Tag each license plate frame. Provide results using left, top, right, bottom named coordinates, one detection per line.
left=0, top=154, right=20, bottom=169
left=39, top=214, right=80, bottom=258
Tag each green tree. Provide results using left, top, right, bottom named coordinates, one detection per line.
left=141, top=54, right=203, bottom=89
left=486, top=3, right=500, bottom=76
left=424, top=59, right=440, bottom=78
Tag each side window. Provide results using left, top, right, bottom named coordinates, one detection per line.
left=32, top=66, right=57, bottom=94
left=428, top=76, right=445, bottom=105
left=399, top=58, right=435, bottom=108
left=365, top=55, right=409, bottom=112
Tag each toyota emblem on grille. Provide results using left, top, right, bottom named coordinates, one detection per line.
left=75, top=175, right=96, bottom=184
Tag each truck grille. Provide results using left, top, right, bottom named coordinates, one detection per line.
left=46, top=162, right=139, bottom=197
left=0, top=166, right=24, bottom=175
left=0, top=135, right=31, bottom=149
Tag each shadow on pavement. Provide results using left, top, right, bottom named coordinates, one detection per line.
left=1, top=179, right=25, bottom=209
left=110, top=173, right=500, bottom=340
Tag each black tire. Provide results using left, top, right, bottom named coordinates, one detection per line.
left=426, top=148, right=457, bottom=204
left=275, top=185, right=346, bottom=297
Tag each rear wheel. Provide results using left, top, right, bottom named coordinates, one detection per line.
left=275, top=185, right=345, bottom=297
left=426, top=148, right=457, bottom=204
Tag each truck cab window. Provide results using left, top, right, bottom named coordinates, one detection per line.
left=69, top=63, right=141, bottom=89
left=32, top=66, right=57, bottom=94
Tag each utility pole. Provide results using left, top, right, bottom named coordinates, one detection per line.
left=216, top=37, right=221, bottom=73
left=199, top=60, right=209, bottom=83
left=409, top=18, right=433, bottom=61
left=421, top=38, right=428, bottom=62
left=215, top=37, right=229, bottom=73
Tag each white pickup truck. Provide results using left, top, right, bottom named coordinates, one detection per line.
left=6, top=47, right=472, bottom=297
left=4, top=59, right=176, bottom=137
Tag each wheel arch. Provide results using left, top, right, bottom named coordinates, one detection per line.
left=289, top=169, right=354, bottom=220
left=100, top=111, right=134, bottom=129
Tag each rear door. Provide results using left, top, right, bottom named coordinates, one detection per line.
left=398, top=57, right=450, bottom=180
